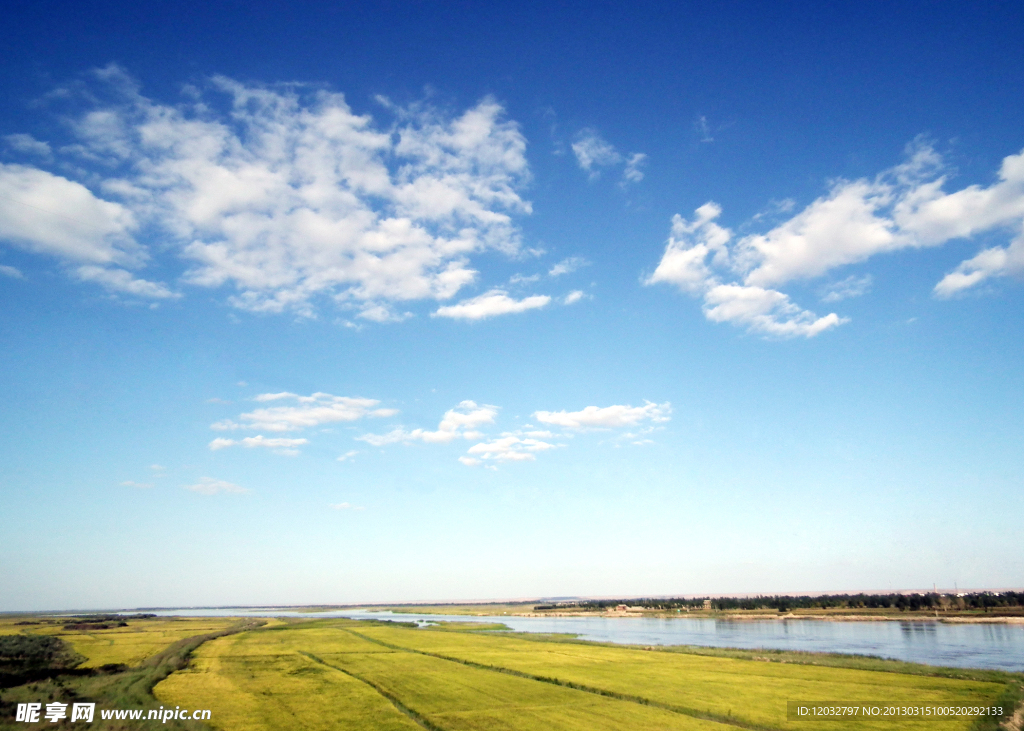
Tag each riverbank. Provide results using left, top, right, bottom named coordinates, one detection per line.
left=365, top=602, right=1024, bottom=624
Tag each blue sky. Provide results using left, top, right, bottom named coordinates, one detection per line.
left=1, top=1, right=1022, bottom=611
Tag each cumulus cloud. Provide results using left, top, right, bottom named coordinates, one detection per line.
left=563, top=290, right=584, bottom=305
left=432, top=289, right=550, bottom=320
left=208, top=435, right=309, bottom=454
left=1, top=66, right=533, bottom=315
left=463, top=434, right=560, bottom=463
left=646, top=140, right=1024, bottom=335
left=0, top=164, right=140, bottom=266
left=185, top=477, right=248, bottom=495
left=534, top=401, right=671, bottom=429
left=212, top=392, right=396, bottom=432
left=571, top=130, right=645, bottom=185
left=358, top=400, right=497, bottom=445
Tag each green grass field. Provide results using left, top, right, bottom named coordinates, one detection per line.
left=152, top=619, right=1021, bottom=731
left=0, top=616, right=241, bottom=667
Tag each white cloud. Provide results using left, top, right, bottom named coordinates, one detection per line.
left=2, top=67, right=533, bottom=316
left=329, top=502, right=364, bottom=510
left=184, top=477, right=248, bottom=495
left=432, top=289, right=550, bottom=320
left=646, top=140, right=1024, bottom=335
left=463, top=434, right=560, bottom=463
left=356, top=303, right=412, bottom=323
left=75, top=265, right=178, bottom=299
left=820, top=274, right=873, bottom=302
left=150, top=464, right=165, bottom=471
left=695, top=116, right=714, bottom=144
left=121, top=480, right=153, bottom=488
left=571, top=130, right=645, bottom=185
left=0, top=264, right=23, bottom=279
left=212, top=392, right=396, bottom=432
left=509, top=272, right=540, bottom=284
left=702, top=284, right=846, bottom=337
left=548, top=256, right=587, bottom=277
left=534, top=401, right=671, bottom=429
left=623, top=153, right=647, bottom=184
left=572, top=130, right=621, bottom=176
left=0, top=163, right=139, bottom=265
left=934, top=233, right=1024, bottom=297
left=337, top=450, right=359, bottom=462
left=4, top=134, right=51, bottom=157
left=358, top=400, right=497, bottom=445
left=208, top=435, right=309, bottom=454
left=563, top=290, right=585, bottom=305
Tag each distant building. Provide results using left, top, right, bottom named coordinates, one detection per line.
left=613, top=604, right=629, bottom=612
left=703, top=599, right=712, bottom=610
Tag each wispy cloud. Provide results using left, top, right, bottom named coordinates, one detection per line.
left=208, top=435, right=309, bottom=455
left=212, top=392, right=396, bottom=432
left=120, top=480, right=154, bottom=488
left=337, top=450, right=359, bottom=462
left=75, top=265, right=179, bottom=299
left=432, top=289, right=550, bottom=320
left=571, top=129, right=645, bottom=186
left=329, top=502, right=364, bottom=510
left=695, top=116, right=714, bottom=143
left=534, top=401, right=671, bottom=429
left=572, top=130, right=622, bottom=177
left=184, top=477, right=248, bottom=495
left=4, top=133, right=52, bottom=157
left=820, top=274, right=873, bottom=302
left=548, top=256, right=587, bottom=277
left=0, top=264, right=24, bottom=279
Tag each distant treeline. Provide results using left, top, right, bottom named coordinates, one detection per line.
left=544, top=592, right=1024, bottom=612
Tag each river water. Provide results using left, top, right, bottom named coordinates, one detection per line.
left=136, top=608, right=1024, bottom=672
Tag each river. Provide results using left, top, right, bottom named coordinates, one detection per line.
left=134, top=608, right=1024, bottom=672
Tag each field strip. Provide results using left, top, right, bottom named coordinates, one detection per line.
left=301, top=651, right=447, bottom=731
left=341, top=628, right=776, bottom=731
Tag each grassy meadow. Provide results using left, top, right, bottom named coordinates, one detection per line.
left=3, top=614, right=1022, bottom=730
left=154, top=618, right=1021, bottom=731
left=0, top=615, right=253, bottom=730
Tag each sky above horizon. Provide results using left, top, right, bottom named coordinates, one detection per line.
left=2, top=0, right=1022, bottom=611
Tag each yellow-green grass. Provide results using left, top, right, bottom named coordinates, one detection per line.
left=318, top=648, right=737, bottom=731
left=6, top=617, right=243, bottom=667
left=156, top=622, right=735, bottom=731
left=350, top=622, right=1006, bottom=731
left=154, top=627, right=419, bottom=731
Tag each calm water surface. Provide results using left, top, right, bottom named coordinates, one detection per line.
left=137, top=608, right=1024, bottom=672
